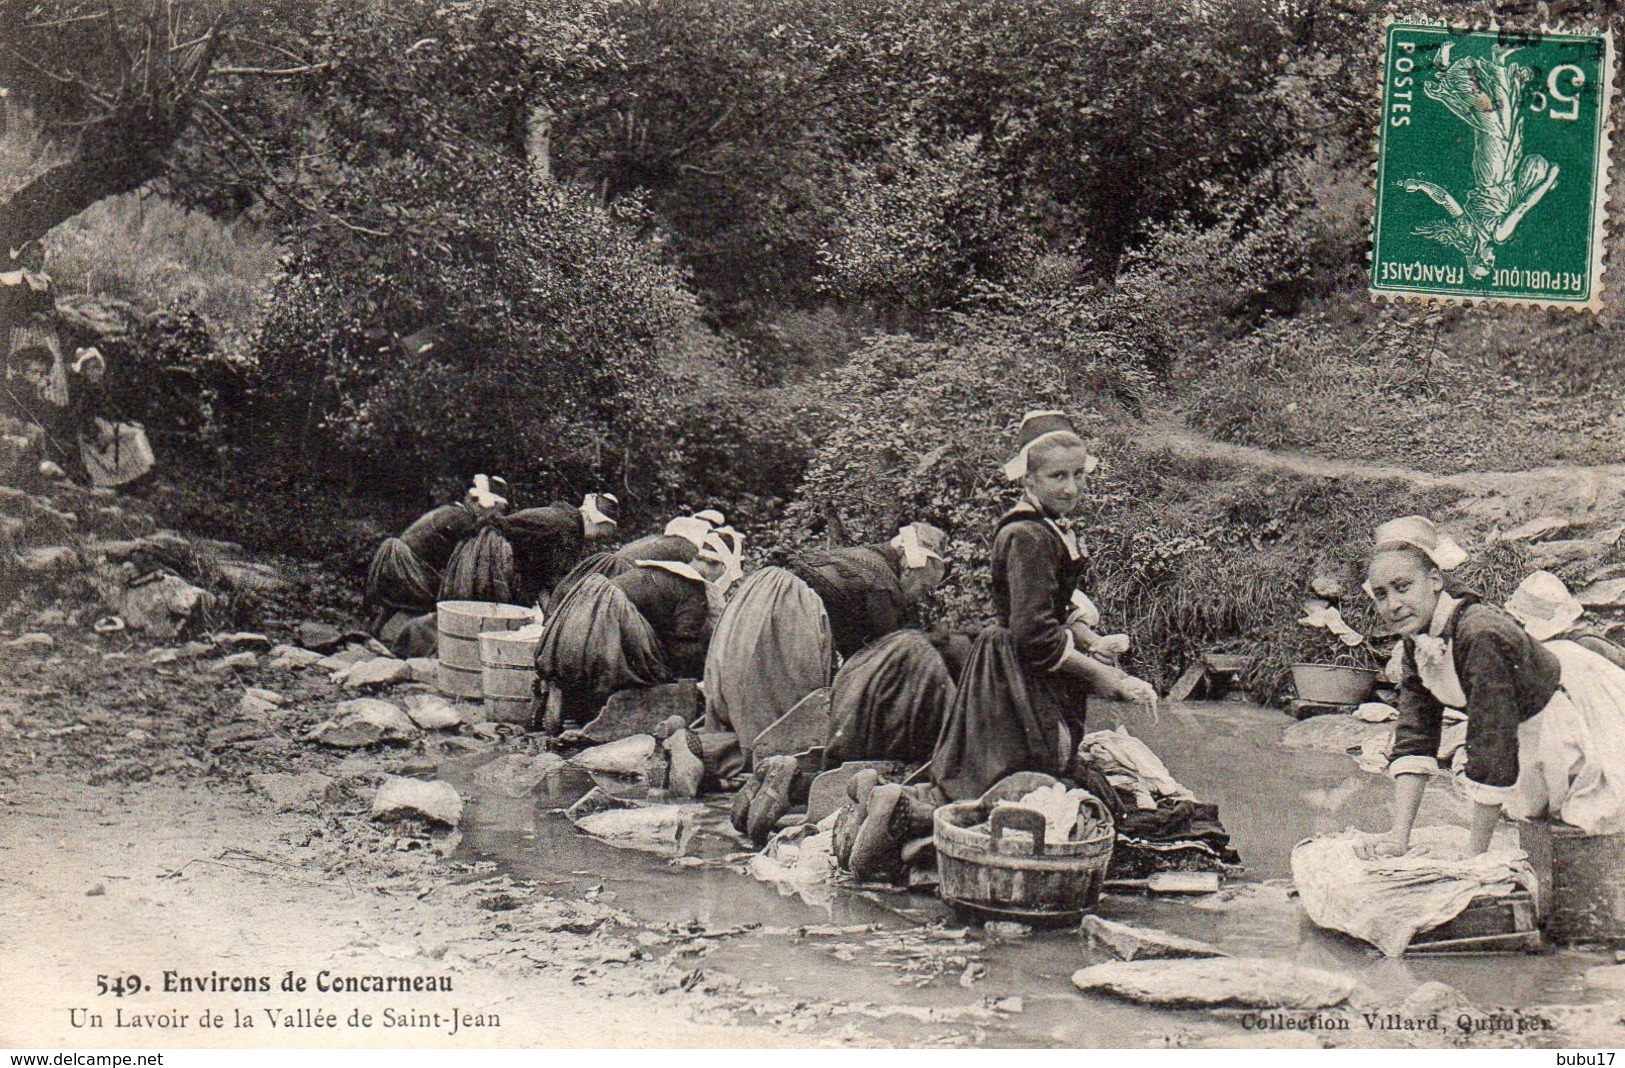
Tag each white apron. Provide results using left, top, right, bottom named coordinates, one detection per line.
left=1419, top=636, right=1625, bottom=834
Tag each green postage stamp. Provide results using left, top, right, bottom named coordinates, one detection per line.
left=1371, top=22, right=1615, bottom=311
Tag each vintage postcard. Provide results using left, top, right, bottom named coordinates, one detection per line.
left=2, top=0, right=1624, bottom=1058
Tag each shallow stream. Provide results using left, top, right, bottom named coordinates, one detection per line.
left=447, top=701, right=1617, bottom=1046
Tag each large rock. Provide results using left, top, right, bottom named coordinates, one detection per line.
left=1081, top=916, right=1228, bottom=962
left=472, top=752, right=568, bottom=797
left=317, top=644, right=377, bottom=672
left=238, top=690, right=283, bottom=719
left=751, top=687, right=831, bottom=765
left=216, top=561, right=287, bottom=594
left=1527, top=539, right=1609, bottom=571
left=269, top=644, right=326, bottom=669
left=1498, top=516, right=1572, bottom=543
left=573, top=804, right=702, bottom=855
left=207, top=651, right=259, bottom=675
left=1577, top=578, right=1625, bottom=609
left=16, top=545, right=82, bottom=573
left=115, top=573, right=215, bottom=638
left=340, top=657, right=412, bottom=690
left=571, top=734, right=658, bottom=777
left=250, top=771, right=339, bottom=811
left=296, top=622, right=346, bottom=652
left=1070, top=958, right=1357, bottom=1010
left=371, top=776, right=463, bottom=827
left=580, top=680, right=700, bottom=743
left=405, top=657, right=438, bottom=684
left=213, top=632, right=272, bottom=651
left=806, top=761, right=906, bottom=824
left=402, top=693, right=463, bottom=731
left=304, top=699, right=419, bottom=748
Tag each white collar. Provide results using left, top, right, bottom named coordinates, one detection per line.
left=1426, top=592, right=1461, bottom=639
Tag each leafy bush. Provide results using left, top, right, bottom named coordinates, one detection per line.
left=770, top=279, right=1163, bottom=625
left=246, top=175, right=697, bottom=511
left=1114, top=153, right=1359, bottom=350
left=630, top=385, right=824, bottom=536
left=819, top=134, right=1035, bottom=317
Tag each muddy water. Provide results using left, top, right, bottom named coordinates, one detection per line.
left=449, top=701, right=1615, bottom=1047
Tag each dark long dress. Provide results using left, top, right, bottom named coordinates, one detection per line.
left=439, top=503, right=583, bottom=608
left=929, top=500, right=1091, bottom=801
left=550, top=533, right=698, bottom=609
left=613, top=561, right=713, bottom=680
left=364, top=502, right=478, bottom=651
left=823, top=629, right=957, bottom=769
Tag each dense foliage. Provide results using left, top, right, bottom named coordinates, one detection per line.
left=7, top=0, right=1624, bottom=700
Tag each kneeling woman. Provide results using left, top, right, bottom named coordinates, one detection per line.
left=549, top=510, right=731, bottom=607
left=839, top=412, right=1158, bottom=879
left=535, top=529, right=744, bottom=724
left=704, top=522, right=948, bottom=754
left=1364, top=516, right=1625, bottom=857
left=930, top=411, right=1158, bottom=801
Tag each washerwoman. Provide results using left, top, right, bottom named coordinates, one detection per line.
left=550, top=509, right=731, bottom=607
left=1361, top=516, right=1625, bottom=858
left=534, top=527, right=743, bottom=725
left=704, top=521, right=949, bottom=756
left=838, top=411, right=1158, bottom=880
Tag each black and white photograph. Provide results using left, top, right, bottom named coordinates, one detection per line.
left=2, top=0, right=1624, bottom=1054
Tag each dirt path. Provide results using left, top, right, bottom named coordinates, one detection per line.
left=0, top=771, right=824, bottom=1049
left=1132, top=415, right=1625, bottom=532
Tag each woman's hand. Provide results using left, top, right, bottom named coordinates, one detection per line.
left=1110, top=674, right=1159, bottom=716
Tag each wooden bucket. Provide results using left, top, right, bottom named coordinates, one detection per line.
left=934, top=772, right=1115, bottom=926
left=480, top=626, right=543, bottom=725
left=1522, top=820, right=1625, bottom=945
left=436, top=601, right=535, bottom=700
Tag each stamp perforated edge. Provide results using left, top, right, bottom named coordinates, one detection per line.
left=1367, top=15, right=1616, bottom=314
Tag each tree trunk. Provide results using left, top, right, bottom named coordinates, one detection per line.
left=0, top=149, right=165, bottom=255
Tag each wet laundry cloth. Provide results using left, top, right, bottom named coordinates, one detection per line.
left=823, top=629, right=956, bottom=769
left=704, top=566, right=833, bottom=752
left=991, top=782, right=1106, bottom=844
left=748, top=821, right=840, bottom=909
left=1354, top=702, right=1398, bottom=723
left=1077, top=725, right=1196, bottom=811
left=1291, top=825, right=1535, bottom=957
